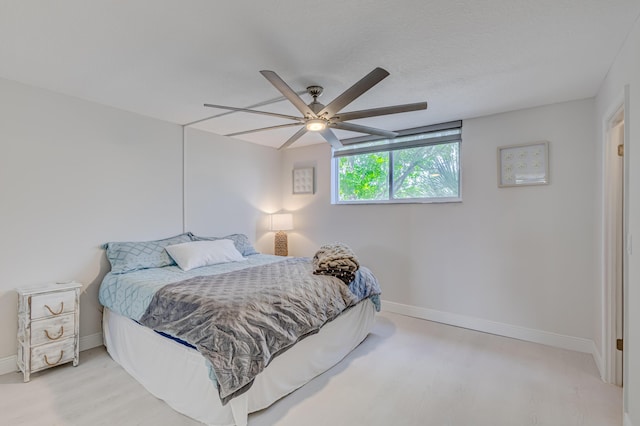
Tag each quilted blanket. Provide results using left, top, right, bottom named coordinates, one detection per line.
left=312, top=242, right=360, bottom=284
left=138, top=257, right=380, bottom=405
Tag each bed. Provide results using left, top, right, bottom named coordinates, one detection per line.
left=98, top=233, right=381, bottom=426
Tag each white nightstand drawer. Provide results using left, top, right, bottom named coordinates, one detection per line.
left=30, top=338, right=75, bottom=372
left=31, top=314, right=75, bottom=347
left=31, top=290, right=76, bottom=320
left=17, top=282, right=82, bottom=382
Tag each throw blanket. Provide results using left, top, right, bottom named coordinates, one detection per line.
left=313, top=242, right=360, bottom=284
left=139, top=257, right=380, bottom=405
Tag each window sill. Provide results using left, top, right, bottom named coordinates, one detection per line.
left=332, top=197, right=462, bottom=205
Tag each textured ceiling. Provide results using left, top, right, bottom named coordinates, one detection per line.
left=1, top=0, right=639, bottom=148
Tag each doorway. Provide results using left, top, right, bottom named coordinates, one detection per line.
left=604, top=102, right=625, bottom=386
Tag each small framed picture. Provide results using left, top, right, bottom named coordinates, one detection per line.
left=292, top=167, right=315, bottom=194
left=498, top=141, right=549, bottom=187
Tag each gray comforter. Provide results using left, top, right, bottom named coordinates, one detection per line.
left=138, top=257, right=381, bottom=405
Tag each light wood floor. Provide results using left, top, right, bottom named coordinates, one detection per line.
left=0, top=311, right=622, bottom=426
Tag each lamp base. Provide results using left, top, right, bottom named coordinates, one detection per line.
left=274, top=231, right=288, bottom=256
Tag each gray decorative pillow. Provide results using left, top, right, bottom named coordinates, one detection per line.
left=104, top=233, right=193, bottom=274
left=191, top=233, right=259, bottom=256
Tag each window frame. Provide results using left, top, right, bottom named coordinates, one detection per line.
left=331, top=121, right=463, bottom=205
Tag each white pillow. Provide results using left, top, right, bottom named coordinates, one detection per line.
left=165, top=239, right=246, bottom=271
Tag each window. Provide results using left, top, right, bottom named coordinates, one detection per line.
left=332, top=121, right=462, bottom=204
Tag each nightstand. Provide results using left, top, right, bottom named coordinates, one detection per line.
left=17, top=282, right=82, bottom=382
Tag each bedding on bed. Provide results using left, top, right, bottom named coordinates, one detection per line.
left=137, top=257, right=379, bottom=405
left=102, top=233, right=260, bottom=275
left=98, top=254, right=381, bottom=405
left=99, top=254, right=283, bottom=321
left=103, top=233, right=193, bottom=274
left=312, top=242, right=360, bottom=284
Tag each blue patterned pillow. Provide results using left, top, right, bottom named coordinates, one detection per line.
left=104, top=233, right=193, bottom=274
left=191, top=233, right=259, bottom=256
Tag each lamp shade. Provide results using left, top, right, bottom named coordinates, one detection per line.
left=270, top=213, right=293, bottom=231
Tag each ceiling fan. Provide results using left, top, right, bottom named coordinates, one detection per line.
left=204, top=67, right=428, bottom=150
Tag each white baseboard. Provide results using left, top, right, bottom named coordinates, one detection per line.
left=591, top=341, right=605, bottom=380
left=79, top=332, right=103, bottom=352
left=382, top=300, right=595, bottom=354
left=0, top=332, right=103, bottom=376
left=624, top=412, right=633, bottom=426
left=0, top=354, right=18, bottom=376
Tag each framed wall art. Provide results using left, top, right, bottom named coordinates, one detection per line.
left=292, top=167, right=315, bottom=194
left=498, top=141, right=549, bottom=187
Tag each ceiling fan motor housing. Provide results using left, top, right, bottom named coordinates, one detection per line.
left=306, top=86, right=326, bottom=117
left=306, top=85, right=323, bottom=98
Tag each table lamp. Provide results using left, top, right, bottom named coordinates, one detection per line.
left=270, top=213, right=293, bottom=256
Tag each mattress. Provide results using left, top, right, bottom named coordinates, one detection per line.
left=103, top=300, right=376, bottom=426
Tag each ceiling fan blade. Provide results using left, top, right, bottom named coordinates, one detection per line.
left=318, top=67, right=390, bottom=118
left=260, top=70, right=316, bottom=118
left=206, top=90, right=308, bottom=120
left=203, top=103, right=303, bottom=122
left=331, top=122, right=398, bottom=139
left=333, top=102, right=428, bottom=122
left=226, top=122, right=303, bottom=137
left=318, top=128, right=344, bottom=149
left=278, top=127, right=308, bottom=150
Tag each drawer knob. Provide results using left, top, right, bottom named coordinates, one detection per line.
left=44, top=350, right=64, bottom=366
left=44, top=326, right=64, bottom=341
left=44, top=302, right=64, bottom=316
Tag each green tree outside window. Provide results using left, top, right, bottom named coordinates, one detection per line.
left=336, top=142, right=459, bottom=202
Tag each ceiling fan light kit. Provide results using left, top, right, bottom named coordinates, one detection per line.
left=305, top=119, right=327, bottom=132
left=204, top=67, right=428, bottom=150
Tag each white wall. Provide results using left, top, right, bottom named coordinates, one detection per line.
left=184, top=127, right=281, bottom=253
left=595, top=15, right=640, bottom=425
left=282, top=98, right=597, bottom=346
left=0, top=77, right=184, bottom=360
left=0, top=80, right=283, bottom=366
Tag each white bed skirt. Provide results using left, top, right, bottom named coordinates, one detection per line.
left=103, top=301, right=376, bottom=426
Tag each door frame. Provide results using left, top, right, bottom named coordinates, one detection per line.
left=601, top=85, right=630, bottom=386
